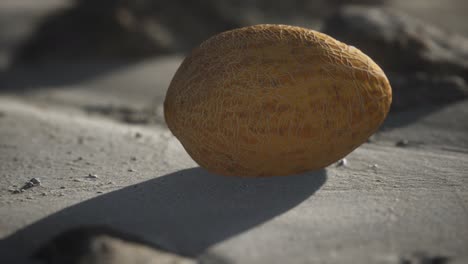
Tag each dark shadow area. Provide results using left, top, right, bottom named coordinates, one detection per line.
left=10, top=0, right=386, bottom=65
left=9, top=0, right=240, bottom=65
left=0, top=167, right=326, bottom=262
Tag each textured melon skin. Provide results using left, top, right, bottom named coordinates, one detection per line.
left=164, top=24, right=392, bottom=177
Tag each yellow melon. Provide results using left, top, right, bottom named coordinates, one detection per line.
left=164, top=24, right=392, bottom=176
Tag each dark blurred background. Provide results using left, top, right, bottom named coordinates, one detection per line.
left=1, top=0, right=467, bottom=112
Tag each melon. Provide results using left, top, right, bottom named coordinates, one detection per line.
left=164, top=24, right=392, bottom=177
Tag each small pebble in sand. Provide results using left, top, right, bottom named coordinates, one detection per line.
left=96, top=191, right=104, bottom=194
left=11, top=178, right=42, bottom=193
left=73, top=179, right=82, bottom=182
left=128, top=168, right=135, bottom=172
left=130, top=156, right=137, bottom=161
left=369, top=164, right=379, bottom=169
left=396, top=139, right=409, bottom=147
left=336, top=158, right=348, bottom=167
left=87, top=173, right=98, bottom=179
left=135, top=132, right=142, bottom=138
left=60, top=186, right=66, bottom=189
left=30, top=178, right=41, bottom=185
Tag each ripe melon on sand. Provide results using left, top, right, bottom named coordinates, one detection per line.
left=164, top=24, right=392, bottom=177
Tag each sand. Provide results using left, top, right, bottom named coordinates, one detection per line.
left=1, top=57, right=467, bottom=263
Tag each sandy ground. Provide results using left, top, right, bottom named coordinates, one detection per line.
left=1, top=57, right=467, bottom=263
left=1, top=1, right=468, bottom=263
